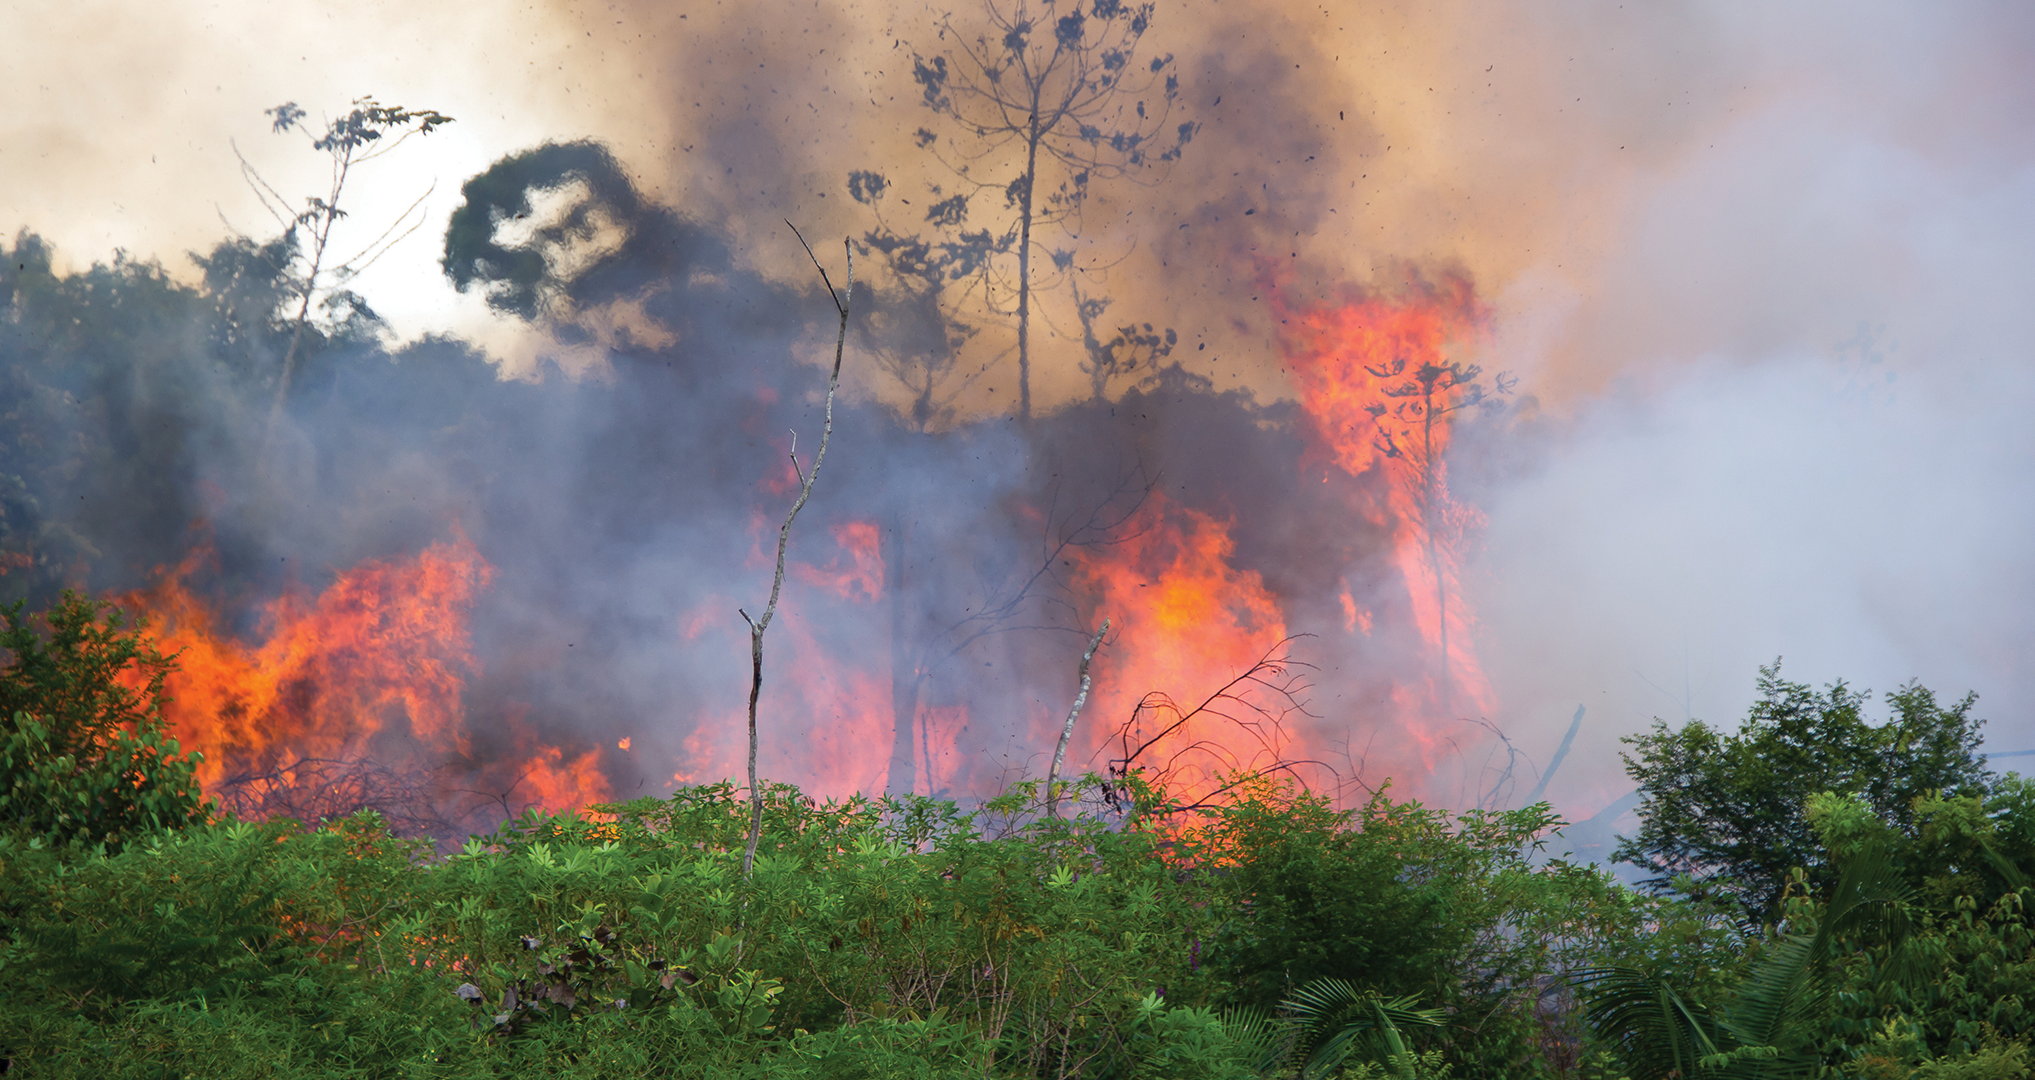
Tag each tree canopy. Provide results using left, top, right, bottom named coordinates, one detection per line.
left=1613, top=660, right=1993, bottom=927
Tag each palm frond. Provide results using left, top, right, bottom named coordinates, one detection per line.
left=1715, top=840, right=1913, bottom=1079
left=1282, top=978, right=1445, bottom=1080
left=1573, top=965, right=1724, bottom=1080
left=1219, top=1006, right=1294, bottom=1078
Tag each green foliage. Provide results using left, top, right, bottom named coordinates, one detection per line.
left=0, top=772, right=1686, bottom=1078
left=1614, top=661, right=1992, bottom=927
left=1203, top=785, right=1461, bottom=1012
left=1842, top=1017, right=2033, bottom=1080
left=1198, top=785, right=1594, bottom=1013
left=1601, top=669, right=2035, bottom=1076
left=1585, top=790, right=2035, bottom=1080
left=1579, top=841, right=1917, bottom=1080
left=0, top=816, right=472, bottom=1077
left=6, top=665, right=2007, bottom=1080
left=1281, top=980, right=1446, bottom=1079
left=1334, top=1049, right=1457, bottom=1080
left=0, top=591, right=208, bottom=847
left=1193, top=780, right=1676, bottom=1079
left=1823, top=880, right=2035, bottom=1068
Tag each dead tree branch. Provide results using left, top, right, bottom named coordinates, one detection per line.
left=1101, top=635, right=1336, bottom=818
left=738, top=226, right=853, bottom=879
left=1046, top=617, right=1109, bottom=816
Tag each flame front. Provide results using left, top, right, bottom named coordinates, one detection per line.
left=121, top=534, right=608, bottom=822
left=1061, top=495, right=1290, bottom=798
left=1278, top=273, right=1498, bottom=737
left=100, top=273, right=1511, bottom=824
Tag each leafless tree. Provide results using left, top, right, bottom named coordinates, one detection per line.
left=738, top=227, right=854, bottom=878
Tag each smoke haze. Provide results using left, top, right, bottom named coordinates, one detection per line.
left=3, top=0, right=2030, bottom=840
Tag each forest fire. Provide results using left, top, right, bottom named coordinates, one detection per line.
left=96, top=271, right=1510, bottom=829
left=120, top=535, right=608, bottom=830
left=669, top=518, right=897, bottom=798
left=1277, top=273, right=1502, bottom=738
left=1065, top=495, right=1296, bottom=797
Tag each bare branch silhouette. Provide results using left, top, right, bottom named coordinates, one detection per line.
left=1100, top=635, right=1340, bottom=817
left=738, top=228, right=854, bottom=879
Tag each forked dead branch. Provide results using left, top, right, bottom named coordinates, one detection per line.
left=738, top=225, right=854, bottom=879
left=1046, top=616, right=1109, bottom=817
left=1101, top=634, right=1337, bottom=817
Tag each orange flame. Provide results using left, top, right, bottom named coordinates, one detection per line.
left=792, top=520, right=884, bottom=602
left=1063, top=494, right=1292, bottom=799
left=111, top=269, right=1516, bottom=825
left=120, top=534, right=607, bottom=819
left=1277, top=274, right=1498, bottom=734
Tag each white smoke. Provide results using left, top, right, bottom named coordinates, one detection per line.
left=1465, top=2, right=2035, bottom=834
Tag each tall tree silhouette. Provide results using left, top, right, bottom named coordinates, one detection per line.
left=907, top=0, right=1194, bottom=423
left=242, top=97, right=452, bottom=462
left=1367, top=356, right=1511, bottom=710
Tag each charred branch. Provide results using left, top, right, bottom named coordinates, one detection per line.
left=1101, top=634, right=1338, bottom=817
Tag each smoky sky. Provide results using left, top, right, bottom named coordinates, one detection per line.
left=3, top=0, right=2032, bottom=837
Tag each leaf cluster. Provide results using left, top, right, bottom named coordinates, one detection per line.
left=0, top=766, right=1705, bottom=1078
left=0, top=591, right=209, bottom=848
left=1613, top=660, right=1992, bottom=928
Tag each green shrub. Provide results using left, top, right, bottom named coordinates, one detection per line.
left=0, top=772, right=1716, bottom=1077
left=0, top=591, right=208, bottom=848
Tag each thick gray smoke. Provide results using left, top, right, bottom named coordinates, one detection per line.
left=2, top=0, right=2030, bottom=850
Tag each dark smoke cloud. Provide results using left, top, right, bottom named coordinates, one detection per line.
left=5, top=0, right=2031, bottom=849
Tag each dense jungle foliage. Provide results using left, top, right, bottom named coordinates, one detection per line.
left=1, top=594, right=2033, bottom=1079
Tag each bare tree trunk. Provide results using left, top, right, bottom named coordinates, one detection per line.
left=1014, top=109, right=1042, bottom=426
left=740, top=230, right=853, bottom=879
left=260, top=150, right=352, bottom=470
left=1420, top=384, right=1448, bottom=713
left=266, top=292, right=316, bottom=458
left=1047, top=618, right=1108, bottom=817
left=884, top=511, right=919, bottom=794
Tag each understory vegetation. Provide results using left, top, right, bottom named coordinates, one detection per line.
left=3, top=598, right=2035, bottom=1079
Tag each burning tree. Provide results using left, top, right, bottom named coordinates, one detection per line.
left=902, top=0, right=1195, bottom=422
left=1276, top=269, right=1510, bottom=723
left=842, top=172, right=1168, bottom=798
left=1365, top=355, right=1513, bottom=710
